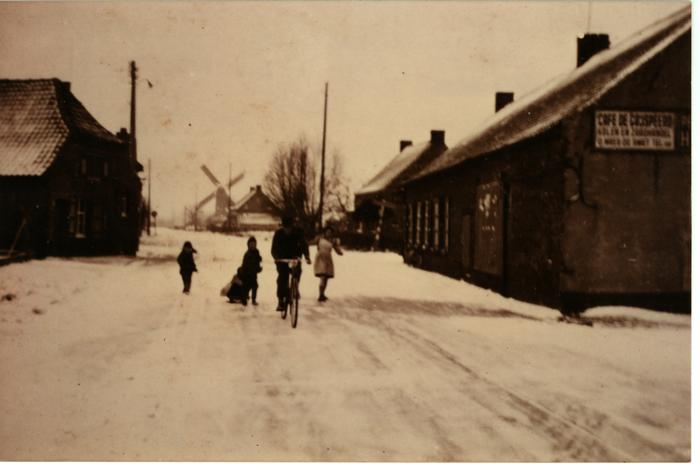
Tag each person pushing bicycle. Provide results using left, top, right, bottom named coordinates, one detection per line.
left=271, top=215, right=311, bottom=312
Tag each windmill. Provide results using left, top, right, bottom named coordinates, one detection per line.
left=193, top=164, right=244, bottom=232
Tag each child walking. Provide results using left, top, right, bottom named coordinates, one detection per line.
left=313, top=227, right=343, bottom=302
left=177, top=241, right=198, bottom=294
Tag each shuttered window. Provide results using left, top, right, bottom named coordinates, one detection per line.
left=416, top=201, right=423, bottom=245
left=444, top=197, right=450, bottom=251
left=433, top=198, right=440, bottom=248
left=407, top=203, right=414, bottom=245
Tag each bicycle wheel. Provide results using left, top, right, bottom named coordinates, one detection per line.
left=290, top=278, right=299, bottom=328
left=280, top=289, right=288, bottom=320
left=281, top=275, right=292, bottom=319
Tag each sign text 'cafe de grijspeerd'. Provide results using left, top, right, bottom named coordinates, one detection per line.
left=594, top=110, right=677, bottom=151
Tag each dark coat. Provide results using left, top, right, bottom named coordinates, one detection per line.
left=271, top=227, right=310, bottom=261
left=227, top=275, right=246, bottom=303
left=177, top=249, right=197, bottom=274
left=240, top=248, right=262, bottom=281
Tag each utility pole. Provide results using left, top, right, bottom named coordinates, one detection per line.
left=586, top=0, right=592, bottom=33
left=318, top=82, right=328, bottom=231
left=194, top=185, right=198, bottom=232
left=129, top=61, right=138, bottom=163
left=227, top=162, right=232, bottom=232
left=147, top=158, right=151, bottom=235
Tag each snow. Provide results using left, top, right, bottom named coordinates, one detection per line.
left=355, top=141, right=431, bottom=196
left=414, top=5, right=691, bottom=180
left=0, top=228, right=690, bottom=461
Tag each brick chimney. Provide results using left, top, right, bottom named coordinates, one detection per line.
left=400, top=140, right=412, bottom=151
left=430, top=130, right=445, bottom=145
left=116, top=127, right=129, bottom=143
left=577, top=33, right=610, bottom=67
left=495, top=92, right=514, bottom=112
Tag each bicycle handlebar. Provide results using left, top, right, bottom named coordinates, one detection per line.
left=275, top=258, right=301, bottom=266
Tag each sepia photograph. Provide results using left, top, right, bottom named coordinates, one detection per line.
left=0, top=0, right=692, bottom=462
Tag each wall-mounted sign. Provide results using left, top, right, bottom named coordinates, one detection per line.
left=595, top=110, right=675, bottom=151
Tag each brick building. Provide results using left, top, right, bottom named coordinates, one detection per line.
left=355, top=130, right=447, bottom=251
left=403, top=7, right=691, bottom=313
left=0, top=79, right=143, bottom=257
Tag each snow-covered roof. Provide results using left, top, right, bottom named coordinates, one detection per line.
left=357, top=140, right=446, bottom=197
left=0, top=79, right=121, bottom=176
left=233, top=186, right=278, bottom=214
left=233, top=189, right=257, bottom=211
left=411, top=5, right=691, bottom=181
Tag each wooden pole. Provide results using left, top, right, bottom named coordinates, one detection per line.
left=8, top=217, right=27, bottom=258
left=129, top=61, right=137, bottom=162
left=318, top=82, right=328, bottom=231
left=227, top=162, right=231, bottom=232
left=147, top=158, right=151, bottom=235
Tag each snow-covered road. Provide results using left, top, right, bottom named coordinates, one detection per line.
left=0, top=229, right=690, bottom=461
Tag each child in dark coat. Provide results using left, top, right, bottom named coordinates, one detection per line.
left=227, top=237, right=263, bottom=306
left=240, top=236, right=263, bottom=305
left=226, top=268, right=247, bottom=304
left=177, top=241, right=198, bottom=294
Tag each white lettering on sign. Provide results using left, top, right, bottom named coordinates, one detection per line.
left=594, top=110, right=675, bottom=150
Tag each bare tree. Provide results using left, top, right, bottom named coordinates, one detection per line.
left=263, top=136, right=348, bottom=234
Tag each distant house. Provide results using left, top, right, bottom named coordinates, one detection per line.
left=403, top=6, right=691, bottom=314
left=233, top=185, right=279, bottom=231
left=0, top=79, right=143, bottom=257
left=354, top=130, right=447, bottom=251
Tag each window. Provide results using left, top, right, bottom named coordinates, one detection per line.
left=680, top=114, right=691, bottom=150
left=80, top=158, right=88, bottom=176
left=92, top=202, right=105, bottom=237
left=69, top=199, right=86, bottom=238
left=407, top=203, right=414, bottom=245
left=416, top=201, right=423, bottom=246
left=423, top=200, right=430, bottom=248
left=443, top=197, right=450, bottom=251
left=102, top=160, right=109, bottom=178
left=433, top=198, right=440, bottom=248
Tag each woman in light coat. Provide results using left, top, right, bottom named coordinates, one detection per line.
left=313, top=227, right=343, bottom=302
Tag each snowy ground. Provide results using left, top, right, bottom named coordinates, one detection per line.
left=0, top=228, right=690, bottom=461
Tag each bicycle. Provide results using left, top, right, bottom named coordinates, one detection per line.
left=276, top=258, right=301, bottom=328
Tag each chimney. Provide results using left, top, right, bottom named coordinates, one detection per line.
left=60, top=81, right=71, bottom=92
left=400, top=140, right=412, bottom=151
left=430, top=130, right=445, bottom=145
left=250, top=186, right=255, bottom=192
left=577, top=33, right=610, bottom=67
left=495, top=92, right=514, bottom=112
left=116, top=127, right=129, bottom=143
left=256, top=185, right=261, bottom=192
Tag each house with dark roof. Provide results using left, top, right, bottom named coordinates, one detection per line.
left=0, top=79, right=143, bottom=257
left=354, top=130, right=447, bottom=251
left=403, top=6, right=690, bottom=314
left=232, top=185, right=280, bottom=231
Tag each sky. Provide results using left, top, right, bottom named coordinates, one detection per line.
left=0, top=0, right=688, bottom=224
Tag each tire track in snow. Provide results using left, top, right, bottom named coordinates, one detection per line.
left=332, top=306, right=626, bottom=460
left=387, top=317, right=681, bottom=461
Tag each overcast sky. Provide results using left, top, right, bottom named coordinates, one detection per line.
left=0, top=1, right=687, bottom=222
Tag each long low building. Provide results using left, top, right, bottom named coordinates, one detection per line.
left=355, top=130, right=447, bottom=251
left=403, top=6, right=691, bottom=314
